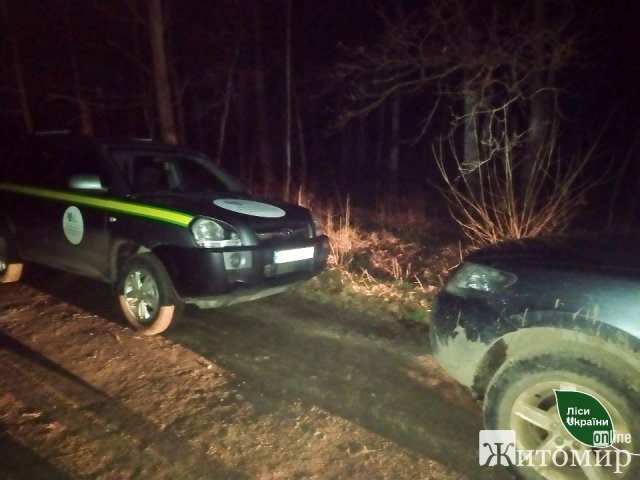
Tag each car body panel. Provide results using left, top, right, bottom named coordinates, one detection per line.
left=430, top=234, right=640, bottom=396
left=0, top=134, right=329, bottom=308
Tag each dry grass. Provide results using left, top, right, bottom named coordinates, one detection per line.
left=295, top=188, right=464, bottom=324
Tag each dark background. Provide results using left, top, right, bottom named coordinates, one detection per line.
left=1, top=0, right=639, bottom=229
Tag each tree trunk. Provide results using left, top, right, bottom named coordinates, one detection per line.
left=130, top=14, right=153, bottom=138
left=523, top=0, right=549, bottom=191
left=357, top=116, right=366, bottom=171
left=65, top=0, right=93, bottom=135
left=148, top=0, right=178, bottom=145
left=374, top=102, right=386, bottom=196
left=341, top=125, right=352, bottom=195
left=234, top=68, right=249, bottom=181
left=295, top=90, right=308, bottom=194
left=216, top=47, right=239, bottom=166
left=386, top=0, right=405, bottom=197
left=283, top=0, right=293, bottom=200
left=1, top=0, right=33, bottom=133
left=462, top=91, right=481, bottom=198
left=389, top=92, right=401, bottom=195
left=253, top=3, right=273, bottom=194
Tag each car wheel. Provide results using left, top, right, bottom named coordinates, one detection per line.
left=0, top=227, right=23, bottom=283
left=117, top=254, right=183, bottom=335
left=484, top=354, right=640, bottom=479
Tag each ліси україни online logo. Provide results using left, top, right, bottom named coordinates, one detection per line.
left=478, top=390, right=637, bottom=473
left=480, top=390, right=638, bottom=474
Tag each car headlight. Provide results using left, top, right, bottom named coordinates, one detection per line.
left=191, top=217, right=242, bottom=248
left=444, top=262, right=516, bottom=295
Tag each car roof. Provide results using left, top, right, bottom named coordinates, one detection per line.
left=30, top=132, right=200, bottom=155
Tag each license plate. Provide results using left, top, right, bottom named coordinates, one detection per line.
left=274, top=246, right=315, bottom=264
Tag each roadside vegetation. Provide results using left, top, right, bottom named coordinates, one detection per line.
left=294, top=191, right=465, bottom=327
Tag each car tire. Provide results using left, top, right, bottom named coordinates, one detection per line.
left=0, top=227, right=23, bottom=283
left=117, top=253, right=183, bottom=335
left=484, top=354, right=640, bottom=479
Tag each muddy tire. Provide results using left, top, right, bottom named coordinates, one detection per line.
left=0, top=226, right=23, bottom=283
left=117, top=253, right=183, bottom=335
left=484, top=354, right=640, bottom=479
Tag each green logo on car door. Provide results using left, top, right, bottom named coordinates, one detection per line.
left=62, top=206, right=84, bottom=244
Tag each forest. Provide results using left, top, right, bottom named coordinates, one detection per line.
left=1, top=0, right=639, bottom=242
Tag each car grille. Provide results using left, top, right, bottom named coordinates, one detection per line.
left=256, top=227, right=310, bottom=243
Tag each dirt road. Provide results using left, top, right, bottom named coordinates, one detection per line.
left=0, top=268, right=511, bottom=479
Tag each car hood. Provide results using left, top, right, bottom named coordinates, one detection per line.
left=468, top=233, right=640, bottom=273
left=127, top=191, right=313, bottom=229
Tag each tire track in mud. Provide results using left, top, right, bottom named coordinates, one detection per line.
left=0, top=273, right=511, bottom=479
left=0, top=280, right=248, bottom=479
left=0, top=322, right=246, bottom=479
left=170, top=294, right=508, bottom=480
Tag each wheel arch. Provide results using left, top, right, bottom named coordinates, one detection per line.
left=0, top=215, right=20, bottom=261
left=472, top=320, right=640, bottom=399
left=109, top=240, right=182, bottom=286
left=109, top=240, right=151, bottom=282
left=0, top=213, right=16, bottom=233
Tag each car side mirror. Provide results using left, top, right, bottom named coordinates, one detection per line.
left=68, top=174, right=108, bottom=193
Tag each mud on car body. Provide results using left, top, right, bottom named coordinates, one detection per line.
left=0, top=133, right=329, bottom=335
left=430, top=234, right=640, bottom=479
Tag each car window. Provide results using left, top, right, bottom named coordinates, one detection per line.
left=57, top=142, right=110, bottom=190
left=109, top=149, right=245, bottom=195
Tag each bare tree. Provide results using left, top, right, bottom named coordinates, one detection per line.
left=436, top=101, right=600, bottom=244
left=283, top=0, right=293, bottom=199
left=253, top=2, right=273, bottom=193
left=148, top=0, right=178, bottom=145
left=335, top=0, right=581, bottom=240
left=234, top=67, right=250, bottom=182
left=294, top=89, right=309, bottom=193
left=64, top=0, right=93, bottom=135
left=215, top=46, right=239, bottom=166
left=336, top=0, right=574, bottom=162
left=1, top=0, right=33, bottom=133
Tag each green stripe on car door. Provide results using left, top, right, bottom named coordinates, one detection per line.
left=0, top=183, right=195, bottom=227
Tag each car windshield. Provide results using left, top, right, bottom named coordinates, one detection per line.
left=109, top=148, right=245, bottom=195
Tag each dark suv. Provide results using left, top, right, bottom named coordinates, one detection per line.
left=0, top=133, right=329, bottom=335
left=431, top=234, right=640, bottom=479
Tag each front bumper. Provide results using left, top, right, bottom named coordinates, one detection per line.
left=430, top=291, right=515, bottom=389
left=155, top=235, right=330, bottom=306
